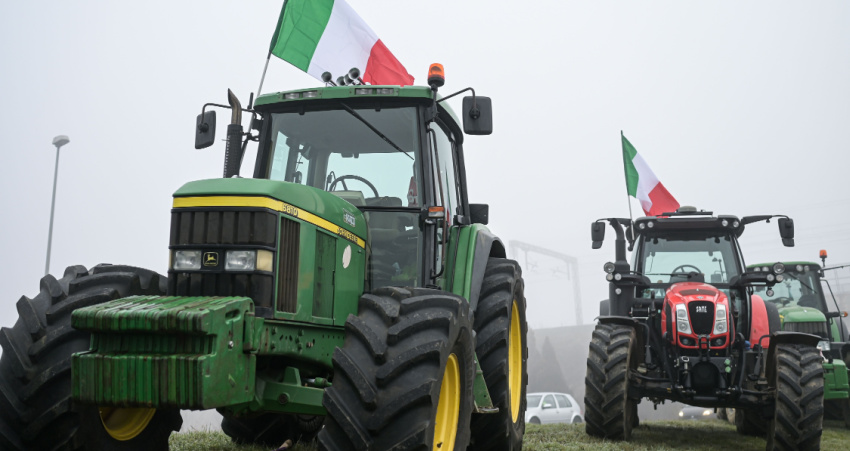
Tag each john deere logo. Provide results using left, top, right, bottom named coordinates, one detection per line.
left=203, top=252, right=219, bottom=267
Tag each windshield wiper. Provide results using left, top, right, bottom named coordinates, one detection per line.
left=340, top=103, right=413, bottom=160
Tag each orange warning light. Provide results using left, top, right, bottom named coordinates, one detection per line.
left=428, top=63, right=445, bottom=89
left=820, top=249, right=828, bottom=259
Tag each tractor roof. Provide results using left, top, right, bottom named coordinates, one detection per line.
left=254, top=85, right=460, bottom=124
left=748, top=261, right=821, bottom=270
left=633, top=212, right=745, bottom=239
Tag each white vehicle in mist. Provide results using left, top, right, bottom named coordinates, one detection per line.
left=525, top=392, right=583, bottom=425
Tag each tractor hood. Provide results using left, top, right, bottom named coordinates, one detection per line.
left=779, top=305, right=827, bottom=324
left=173, top=178, right=367, bottom=243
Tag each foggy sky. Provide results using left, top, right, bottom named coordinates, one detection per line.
left=2, top=1, right=849, bottom=335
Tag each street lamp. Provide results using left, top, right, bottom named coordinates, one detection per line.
left=45, top=135, right=70, bottom=276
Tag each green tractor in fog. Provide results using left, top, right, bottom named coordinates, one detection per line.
left=724, top=255, right=850, bottom=428
left=0, top=68, right=528, bottom=450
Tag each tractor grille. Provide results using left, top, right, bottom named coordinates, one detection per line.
left=783, top=321, right=829, bottom=338
left=276, top=217, right=300, bottom=313
left=168, top=208, right=282, bottom=313
left=688, top=301, right=715, bottom=335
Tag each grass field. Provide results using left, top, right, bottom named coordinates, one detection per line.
left=169, top=418, right=850, bottom=450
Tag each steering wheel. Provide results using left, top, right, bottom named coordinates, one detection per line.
left=771, top=296, right=793, bottom=307
left=328, top=175, right=379, bottom=198
left=671, top=264, right=702, bottom=275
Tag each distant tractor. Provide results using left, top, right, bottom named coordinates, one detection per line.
left=586, top=208, right=824, bottom=450
left=0, top=67, right=528, bottom=450
left=743, top=254, right=850, bottom=428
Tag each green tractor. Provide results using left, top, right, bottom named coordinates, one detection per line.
left=744, top=254, right=850, bottom=428
left=0, top=68, right=528, bottom=450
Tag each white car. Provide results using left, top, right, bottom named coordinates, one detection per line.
left=525, top=392, right=583, bottom=425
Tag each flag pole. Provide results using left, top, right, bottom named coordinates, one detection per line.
left=255, top=52, right=272, bottom=103
left=621, top=131, right=635, bottom=243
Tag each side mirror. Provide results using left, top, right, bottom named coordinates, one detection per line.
left=470, top=203, right=489, bottom=225
left=542, top=402, right=554, bottom=409
left=591, top=222, right=606, bottom=249
left=778, top=217, right=794, bottom=247
left=462, top=96, right=492, bottom=135
left=195, top=110, right=216, bottom=149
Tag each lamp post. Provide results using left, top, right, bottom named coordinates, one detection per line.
left=45, top=135, right=70, bottom=276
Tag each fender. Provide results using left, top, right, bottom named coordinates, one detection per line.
left=447, top=224, right=505, bottom=312
left=764, top=331, right=822, bottom=383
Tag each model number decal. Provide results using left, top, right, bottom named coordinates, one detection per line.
left=695, top=305, right=707, bottom=313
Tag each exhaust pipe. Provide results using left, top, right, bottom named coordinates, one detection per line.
left=223, top=89, right=244, bottom=178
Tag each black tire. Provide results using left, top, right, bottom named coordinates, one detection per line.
left=824, top=399, right=843, bottom=421
left=469, top=258, right=528, bottom=451
left=843, top=399, right=850, bottom=429
left=725, top=408, right=736, bottom=425
left=735, top=408, right=767, bottom=436
left=318, top=287, right=475, bottom=450
left=0, top=264, right=182, bottom=451
left=528, top=417, right=540, bottom=425
left=584, top=323, right=637, bottom=440
left=765, top=301, right=781, bottom=336
left=767, top=343, right=824, bottom=451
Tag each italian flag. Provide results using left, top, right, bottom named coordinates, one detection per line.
left=269, top=0, right=414, bottom=86
left=622, top=133, right=680, bottom=216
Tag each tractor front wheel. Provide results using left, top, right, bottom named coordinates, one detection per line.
left=0, top=265, right=181, bottom=450
left=469, top=258, right=528, bottom=450
left=318, top=287, right=475, bottom=450
left=767, top=343, right=824, bottom=450
left=584, top=323, right=637, bottom=440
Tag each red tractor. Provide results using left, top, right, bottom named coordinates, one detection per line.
left=585, top=208, right=824, bottom=450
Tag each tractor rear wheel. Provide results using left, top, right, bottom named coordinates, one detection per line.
left=469, top=258, right=528, bottom=450
left=767, top=343, right=824, bottom=450
left=318, top=287, right=475, bottom=450
left=735, top=408, right=767, bottom=436
left=0, top=265, right=182, bottom=451
left=584, top=323, right=637, bottom=440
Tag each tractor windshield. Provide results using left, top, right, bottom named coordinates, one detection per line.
left=266, top=106, right=422, bottom=207
left=638, top=233, right=740, bottom=285
left=265, top=105, right=424, bottom=289
left=752, top=270, right=828, bottom=312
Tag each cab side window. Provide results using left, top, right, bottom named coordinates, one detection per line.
left=430, top=122, right=461, bottom=224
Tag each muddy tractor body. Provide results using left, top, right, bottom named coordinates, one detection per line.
left=585, top=209, right=824, bottom=449
left=747, top=259, right=850, bottom=427
left=0, top=79, right=528, bottom=450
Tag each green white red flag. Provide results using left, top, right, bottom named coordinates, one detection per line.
left=269, top=0, right=414, bottom=86
left=622, top=133, right=680, bottom=216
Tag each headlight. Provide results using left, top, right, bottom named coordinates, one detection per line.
left=603, top=262, right=616, bottom=274
left=817, top=340, right=831, bottom=352
left=679, top=411, right=684, bottom=417
left=703, top=409, right=712, bottom=416
left=173, top=250, right=201, bottom=270
left=713, top=305, right=728, bottom=335
left=226, top=250, right=257, bottom=271
left=772, top=263, right=785, bottom=274
left=676, top=305, right=692, bottom=334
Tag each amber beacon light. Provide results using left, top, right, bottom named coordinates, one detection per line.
left=428, top=63, right=445, bottom=89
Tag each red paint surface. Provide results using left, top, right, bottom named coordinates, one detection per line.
left=363, top=39, right=414, bottom=86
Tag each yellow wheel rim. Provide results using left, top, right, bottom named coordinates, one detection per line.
left=508, top=300, right=522, bottom=423
left=99, top=407, right=156, bottom=441
left=433, top=353, right=460, bottom=451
